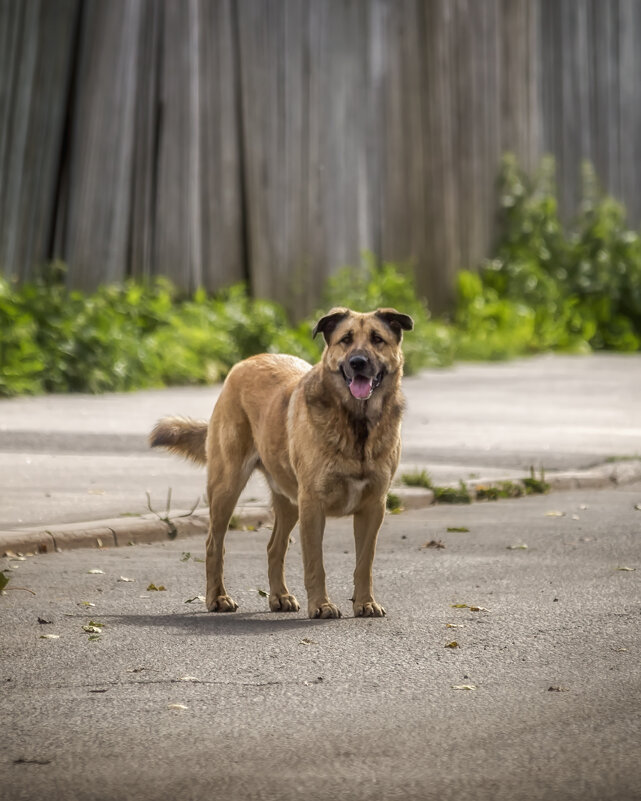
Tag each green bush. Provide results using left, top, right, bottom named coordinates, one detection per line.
left=464, top=154, right=641, bottom=356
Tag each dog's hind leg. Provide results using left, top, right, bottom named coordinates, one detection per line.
left=205, top=415, right=256, bottom=613
left=267, top=493, right=300, bottom=612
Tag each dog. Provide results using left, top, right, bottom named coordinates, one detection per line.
left=150, top=306, right=413, bottom=619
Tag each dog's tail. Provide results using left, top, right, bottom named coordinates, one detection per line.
left=149, top=417, right=208, bottom=466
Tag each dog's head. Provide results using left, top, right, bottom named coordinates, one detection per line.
left=313, top=307, right=414, bottom=401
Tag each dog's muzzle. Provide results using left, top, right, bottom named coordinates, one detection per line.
left=341, top=355, right=384, bottom=400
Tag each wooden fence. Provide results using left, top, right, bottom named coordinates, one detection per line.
left=2, top=0, right=641, bottom=316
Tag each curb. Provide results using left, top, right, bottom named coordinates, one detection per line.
left=2, top=461, right=640, bottom=557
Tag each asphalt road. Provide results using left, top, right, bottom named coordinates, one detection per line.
left=2, top=482, right=640, bottom=801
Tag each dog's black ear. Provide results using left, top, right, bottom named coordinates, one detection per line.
left=375, top=308, right=414, bottom=340
left=312, top=308, right=350, bottom=343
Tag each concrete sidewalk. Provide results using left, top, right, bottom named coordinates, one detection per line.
left=1, top=353, right=641, bottom=553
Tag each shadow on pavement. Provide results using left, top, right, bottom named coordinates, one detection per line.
left=101, top=610, right=345, bottom=635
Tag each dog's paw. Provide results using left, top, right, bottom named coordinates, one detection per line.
left=207, top=594, right=238, bottom=613
left=353, top=600, right=386, bottom=618
left=308, top=601, right=342, bottom=619
left=269, top=593, right=300, bottom=612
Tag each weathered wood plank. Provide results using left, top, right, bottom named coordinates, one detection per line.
left=0, top=0, right=79, bottom=281
left=59, top=0, right=142, bottom=290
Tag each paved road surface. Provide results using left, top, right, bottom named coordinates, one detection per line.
left=2, top=482, right=640, bottom=801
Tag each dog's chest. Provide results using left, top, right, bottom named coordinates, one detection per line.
left=321, top=472, right=376, bottom=516
left=342, top=476, right=369, bottom=515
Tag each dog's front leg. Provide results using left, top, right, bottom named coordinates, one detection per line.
left=352, top=498, right=386, bottom=617
left=298, top=495, right=341, bottom=619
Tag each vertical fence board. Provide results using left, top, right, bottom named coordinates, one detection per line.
left=618, top=0, right=641, bottom=225
left=0, top=0, right=78, bottom=281
left=152, top=0, right=200, bottom=290
left=59, top=0, right=142, bottom=290
left=199, top=0, right=244, bottom=292
left=128, top=0, right=162, bottom=283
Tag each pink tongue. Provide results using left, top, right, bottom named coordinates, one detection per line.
left=350, top=375, right=373, bottom=399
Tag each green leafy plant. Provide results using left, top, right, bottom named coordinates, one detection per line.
left=386, top=492, right=403, bottom=512
left=433, top=482, right=472, bottom=505
left=400, top=470, right=433, bottom=489
left=522, top=467, right=550, bottom=495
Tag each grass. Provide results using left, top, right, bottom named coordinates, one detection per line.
left=400, top=470, right=433, bottom=489
left=386, top=493, right=403, bottom=512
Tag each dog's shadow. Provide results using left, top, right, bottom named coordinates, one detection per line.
left=105, top=610, right=346, bottom=636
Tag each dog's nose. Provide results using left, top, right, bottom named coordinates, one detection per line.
left=349, top=354, right=369, bottom=373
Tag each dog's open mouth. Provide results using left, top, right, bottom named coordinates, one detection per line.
left=342, top=369, right=384, bottom=400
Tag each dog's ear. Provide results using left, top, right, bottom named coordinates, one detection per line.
left=312, top=308, right=350, bottom=343
left=375, top=308, right=414, bottom=341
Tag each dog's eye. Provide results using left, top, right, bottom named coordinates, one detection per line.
left=371, top=333, right=385, bottom=345
left=340, top=334, right=353, bottom=345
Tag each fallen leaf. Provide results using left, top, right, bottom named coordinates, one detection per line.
left=180, top=552, right=191, bottom=562
left=40, top=634, right=60, bottom=640
left=571, top=514, right=580, bottom=521
left=167, top=703, right=188, bottom=710
left=507, top=544, right=528, bottom=550
left=78, top=601, right=95, bottom=607
left=452, top=684, right=476, bottom=690
left=0, top=572, right=10, bottom=591
left=447, top=526, right=470, bottom=533
left=616, top=566, right=636, bottom=572
left=634, top=504, right=641, bottom=511
left=87, top=569, right=105, bottom=575
left=37, top=617, right=52, bottom=625
left=118, top=576, right=135, bottom=582
left=177, top=676, right=199, bottom=682
left=88, top=635, right=101, bottom=642
left=422, top=540, right=446, bottom=549
left=548, top=686, right=569, bottom=692
left=82, top=624, right=103, bottom=633
left=445, top=641, right=459, bottom=649
left=300, top=637, right=318, bottom=645
left=545, top=511, right=565, bottom=518
left=257, top=588, right=268, bottom=597
left=146, top=583, right=166, bottom=591
left=446, top=623, right=464, bottom=629
left=451, top=603, right=489, bottom=612
left=184, top=595, right=206, bottom=604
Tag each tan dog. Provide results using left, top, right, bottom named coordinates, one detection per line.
left=150, top=307, right=413, bottom=618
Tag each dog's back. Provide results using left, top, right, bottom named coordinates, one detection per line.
left=150, top=353, right=311, bottom=472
